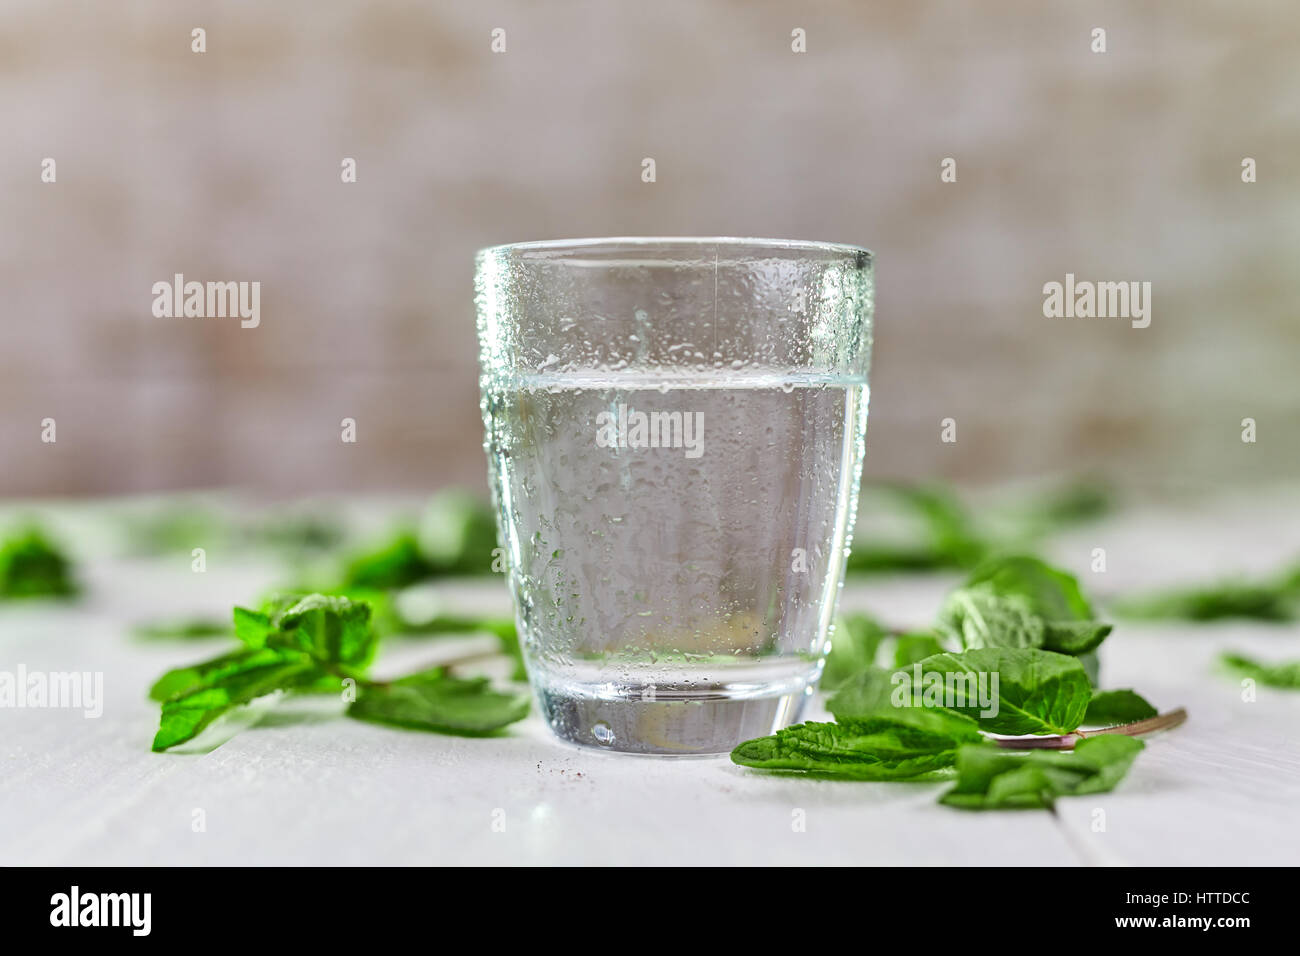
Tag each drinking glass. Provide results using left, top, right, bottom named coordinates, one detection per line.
left=475, top=237, right=873, bottom=754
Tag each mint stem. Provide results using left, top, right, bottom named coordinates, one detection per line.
left=992, top=707, right=1187, bottom=750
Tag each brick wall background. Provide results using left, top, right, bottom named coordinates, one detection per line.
left=2, top=0, right=1296, bottom=497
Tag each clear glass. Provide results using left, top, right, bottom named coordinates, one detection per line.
left=475, top=237, right=873, bottom=754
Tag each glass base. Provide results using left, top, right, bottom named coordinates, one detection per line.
left=533, top=674, right=815, bottom=755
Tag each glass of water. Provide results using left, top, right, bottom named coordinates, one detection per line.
left=475, top=237, right=873, bottom=754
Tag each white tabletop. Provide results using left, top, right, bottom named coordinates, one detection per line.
left=3, top=491, right=1299, bottom=866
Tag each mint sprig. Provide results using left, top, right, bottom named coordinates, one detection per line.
left=150, top=594, right=528, bottom=751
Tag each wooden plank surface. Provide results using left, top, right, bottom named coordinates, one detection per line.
left=2, top=494, right=1298, bottom=866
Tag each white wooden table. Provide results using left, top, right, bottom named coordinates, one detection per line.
left=3, top=491, right=1298, bottom=866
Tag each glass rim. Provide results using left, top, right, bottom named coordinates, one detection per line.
left=475, top=235, right=873, bottom=262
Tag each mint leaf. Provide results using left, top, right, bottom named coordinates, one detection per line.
left=1085, top=689, right=1157, bottom=725
left=0, top=527, right=77, bottom=599
left=151, top=648, right=319, bottom=751
left=1221, top=652, right=1300, bottom=689
left=960, top=555, right=1112, bottom=656
left=892, top=631, right=946, bottom=668
left=149, top=646, right=289, bottom=702
left=343, top=531, right=432, bottom=590
left=826, top=666, right=897, bottom=720
left=1115, top=579, right=1299, bottom=623
left=233, top=607, right=275, bottom=648
left=348, top=669, right=530, bottom=735
left=822, top=613, right=887, bottom=690
left=268, top=594, right=376, bottom=668
left=902, top=647, right=1092, bottom=736
left=418, top=491, right=501, bottom=575
left=847, top=484, right=987, bottom=574
left=731, top=709, right=983, bottom=780
left=940, top=735, right=1144, bottom=809
left=939, top=586, right=1045, bottom=650
left=133, top=617, right=230, bottom=641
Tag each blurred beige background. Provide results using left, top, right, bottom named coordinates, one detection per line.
left=2, top=0, right=1297, bottom=498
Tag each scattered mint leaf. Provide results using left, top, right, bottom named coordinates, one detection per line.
left=939, top=586, right=1046, bottom=650
left=151, top=648, right=319, bottom=751
left=1221, top=652, right=1300, bottom=689
left=822, top=614, right=887, bottom=690
left=267, top=594, right=376, bottom=668
left=132, top=617, right=230, bottom=641
left=418, top=491, right=501, bottom=575
left=958, top=555, right=1112, bottom=656
left=1114, top=575, right=1300, bottom=623
left=0, top=527, right=77, bottom=599
left=348, top=669, right=530, bottom=735
left=730, top=709, right=982, bottom=780
left=343, top=531, right=432, bottom=590
left=1085, top=689, right=1157, bottom=725
left=847, top=484, right=987, bottom=573
left=939, top=735, right=1144, bottom=810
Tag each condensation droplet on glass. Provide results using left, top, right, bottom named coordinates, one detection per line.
left=592, top=721, right=615, bottom=746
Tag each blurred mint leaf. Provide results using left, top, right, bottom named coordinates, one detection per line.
left=847, top=484, right=988, bottom=574
left=1114, top=573, right=1300, bottom=623
left=0, top=526, right=77, bottom=599
left=132, top=617, right=230, bottom=641
left=1221, top=652, right=1300, bottom=689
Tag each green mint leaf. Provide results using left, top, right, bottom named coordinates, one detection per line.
left=149, top=646, right=305, bottom=702
left=892, top=631, right=946, bottom=668
left=822, top=613, right=888, bottom=690
left=417, top=491, right=501, bottom=575
left=1041, top=619, right=1112, bottom=655
left=826, top=666, right=897, bottom=720
left=902, top=647, right=1092, bottom=736
left=1221, top=652, right=1300, bottom=689
left=0, top=526, right=78, bottom=599
left=347, top=669, right=530, bottom=735
left=940, top=735, right=1144, bottom=810
left=343, top=531, right=433, bottom=590
left=132, top=617, right=230, bottom=641
left=1114, top=580, right=1298, bottom=623
left=151, top=649, right=319, bottom=751
left=731, top=709, right=983, bottom=780
left=232, top=607, right=275, bottom=648
left=939, top=586, right=1046, bottom=650
left=269, top=594, right=376, bottom=668
left=960, top=555, right=1112, bottom=656
left=847, top=484, right=987, bottom=574
left=1085, top=689, right=1157, bottom=725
